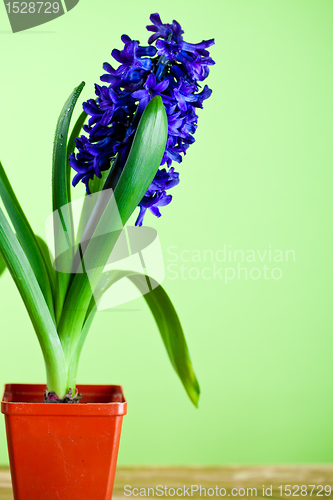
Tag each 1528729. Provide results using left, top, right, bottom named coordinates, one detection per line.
left=5, top=2, right=60, bottom=13
left=278, top=485, right=331, bottom=497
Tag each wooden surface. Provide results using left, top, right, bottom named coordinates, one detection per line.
left=0, top=466, right=332, bottom=499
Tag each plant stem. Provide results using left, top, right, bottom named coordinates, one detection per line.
left=45, top=356, right=69, bottom=399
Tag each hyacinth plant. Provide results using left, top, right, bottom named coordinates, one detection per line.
left=0, top=14, right=214, bottom=406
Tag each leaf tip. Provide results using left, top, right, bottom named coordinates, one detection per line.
left=190, top=380, right=200, bottom=408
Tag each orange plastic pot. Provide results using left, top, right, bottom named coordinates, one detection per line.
left=1, top=383, right=127, bottom=500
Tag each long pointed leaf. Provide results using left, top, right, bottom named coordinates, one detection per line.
left=35, top=236, right=56, bottom=301
left=0, top=161, right=55, bottom=319
left=0, top=207, right=67, bottom=397
left=0, top=252, right=6, bottom=277
left=82, top=270, right=200, bottom=407
left=66, top=110, right=87, bottom=200
left=52, top=82, right=85, bottom=322
left=128, top=274, right=200, bottom=407
left=58, top=96, right=168, bottom=360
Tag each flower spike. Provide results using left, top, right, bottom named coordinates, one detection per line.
left=70, top=13, right=215, bottom=225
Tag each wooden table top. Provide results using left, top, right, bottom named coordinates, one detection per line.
left=0, top=465, right=332, bottom=499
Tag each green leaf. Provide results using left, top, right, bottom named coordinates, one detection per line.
left=0, top=207, right=67, bottom=397
left=58, top=96, right=168, bottom=360
left=76, top=95, right=168, bottom=256
left=52, top=82, right=85, bottom=323
left=128, top=275, right=200, bottom=407
left=35, top=236, right=56, bottom=302
left=53, top=82, right=86, bottom=211
left=0, top=252, right=6, bottom=277
left=66, top=110, right=87, bottom=200
left=114, top=95, right=169, bottom=224
left=0, top=160, right=55, bottom=320
left=81, top=270, right=200, bottom=407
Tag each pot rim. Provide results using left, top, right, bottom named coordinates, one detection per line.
left=1, top=383, right=127, bottom=417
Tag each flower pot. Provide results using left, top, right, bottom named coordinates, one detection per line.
left=1, top=383, right=127, bottom=500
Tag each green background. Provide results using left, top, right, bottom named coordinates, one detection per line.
left=0, top=0, right=332, bottom=465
